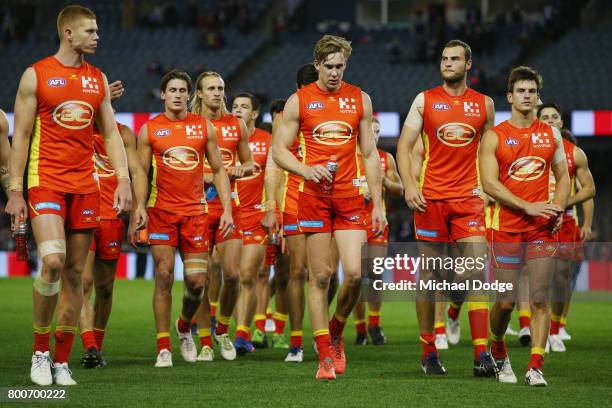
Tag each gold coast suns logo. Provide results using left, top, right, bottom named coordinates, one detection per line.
left=508, top=156, right=547, bottom=181
left=312, top=121, right=353, bottom=146
left=162, top=146, right=200, bottom=170
left=52, top=100, right=94, bottom=130
left=203, top=148, right=234, bottom=171
left=436, top=122, right=476, bottom=147
left=93, top=152, right=115, bottom=177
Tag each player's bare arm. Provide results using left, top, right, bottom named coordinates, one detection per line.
left=567, top=146, right=595, bottom=207
left=96, top=74, right=132, bottom=214
left=482, top=96, right=495, bottom=133
left=272, top=94, right=331, bottom=183
left=581, top=198, right=595, bottom=240
left=479, top=129, right=561, bottom=219
left=359, top=92, right=385, bottom=235
left=550, top=128, right=570, bottom=211
left=5, top=68, right=37, bottom=229
left=230, top=118, right=254, bottom=179
left=205, top=120, right=233, bottom=237
left=121, top=124, right=148, bottom=234
left=397, top=92, right=426, bottom=212
left=261, top=147, right=281, bottom=233
left=383, top=152, right=404, bottom=197
left=0, top=109, right=10, bottom=195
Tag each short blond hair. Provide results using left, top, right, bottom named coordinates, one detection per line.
left=313, top=35, right=352, bottom=63
left=57, top=5, right=96, bottom=38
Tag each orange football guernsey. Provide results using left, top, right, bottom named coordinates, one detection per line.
left=361, top=148, right=389, bottom=243
left=296, top=81, right=364, bottom=198
left=146, top=113, right=208, bottom=216
left=237, top=128, right=271, bottom=212
left=203, top=113, right=242, bottom=209
left=28, top=56, right=105, bottom=193
left=420, top=86, right=487, bottom=200
left=562, top=138, right=578, bottom=223
left=488, top=120, right=558, bottom=232
left=281, top=137, right=302, bottom=215
left=92, top=123, right=122, bottom=220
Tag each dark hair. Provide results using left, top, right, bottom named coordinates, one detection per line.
left=258, top=122, right=273, bottom=133
left=561, top=129, right=578, bottom=145
left=232, top=92, right=261, bottom=113
left=296, top=64, right=318, bottom=88
left=507, top=66, right=542, bottom=93
left=160, top=69, right=192, bottom=94
left=269, top=98, right=286, bottom=116
left=443, top=39, right=472, bottom=61
left=536, top=102, right=563, bottom=119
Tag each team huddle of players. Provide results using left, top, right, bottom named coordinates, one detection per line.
left=0, top=5, right=595, bottom=387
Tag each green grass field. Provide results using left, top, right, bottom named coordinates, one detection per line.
left=0, top=278, right=610, bottom=407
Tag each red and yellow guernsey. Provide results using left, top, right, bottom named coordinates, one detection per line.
left=236, top=128, right=271, bottom=213
left=92, top=123, right=122, bottom=219
left=296, top=81, right=364, bottom=198
left=420, top=86, right=487, bottom=200
left=280, top=136, right=302, bottom=215
left=28, top=56, right=105, bottom=193
left=145, top=112, right=208, bottom=216
left=203, top=113, right=242, bottom=209
left=357, top=148, right=388, bottom=214
left=488, top=120, right=558, bottom=232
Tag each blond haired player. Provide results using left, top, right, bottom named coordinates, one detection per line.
left=273, top=35, right=384, bottom=380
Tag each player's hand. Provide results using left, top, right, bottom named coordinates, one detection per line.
left=228, top=166, right=246, bottom=179
left=261, top=210, right=279, bottom=236
left=219, top=209, right=234, bottom=239
left=523, top=201, right=562, bottom=219
left=113, top=179, right=133, bottom=215
left=404, top=185, right=426, bottom=212
left=580, top=225, right=593, bottom=241
left=371, top=206, right=386, bottom=237
left=552, top=212, right=564, bottom=233
left=5, top=191, right=28, bottom=233
left=304, top=165, right=332, bottom=184
left=109, top=80, right=124, bottom=102
left=363, top=184, right=372, bottom=201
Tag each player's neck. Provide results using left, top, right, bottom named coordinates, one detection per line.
left=441, top=80, right=467, bottom=96
left=247, top=123, right=256, bottom=135
left=203, top=106, right=223, bottom=121
left=509, top=108, right=536, bottom=129
left=54, top=44, right=85, bottom=68
left=164, top=109, right=187, bottom=121
left=316, top=79, right=341, bottom=94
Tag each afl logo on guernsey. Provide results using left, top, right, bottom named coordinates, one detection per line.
left=508, top=156, right=547, bottom=181
left=155, top=128, right=171, bottom=137
left=47, top=77, right=66, bottom=87
left=312, top=121, right=353, bottom=146
left=307, top=101, right=324, bottom=110
left=52, top=100, right=94, bottom=130
left=162, top=146, right=200, bottom=170
left=436, top=122, right=476, bottom=147
left=433, top=103, right=450, bottom=111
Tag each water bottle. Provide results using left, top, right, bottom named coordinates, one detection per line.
left=15, top=217, right=29, bottom=261
left=321, top=155, right=338, bottom=195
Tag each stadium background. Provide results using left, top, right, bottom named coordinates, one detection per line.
left=0, top=1, right=611, bottom=405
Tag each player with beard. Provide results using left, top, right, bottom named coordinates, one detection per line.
left=396, top=40, right=496, bottom=376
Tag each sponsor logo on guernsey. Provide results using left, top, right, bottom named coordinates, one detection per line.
left=531, top=132, right=552, bottom=147
left=496, top=255, right=521, bottom=264
left=433, top=102, right=450, bottom=111
left=162, top=146, right=200, bottom=170
left=338, top=97, right=357, bottom=113
left=283, top=224, right=298, bottom=231
left=186, top=124, right=204, bottom=139
left=506, top=138, right=519, bottom=146
left=299, top=220, right=324, bottom=228
left=312, top=121, right=353, bottom=146
left=155, top=128, right=171, bottom=137
left=107, top=241, right=120, bottom=248
left=47, top=77, right=66, bottom=87
left=193, top=236, right=203, bottom=241
left=416, top=229, right=438, bottom=238
left=34, top=202, right=61, bottom=211
left=307, top=101, right=324, bottom=110
left=81, top=76, right=100, bottom=94
left=348, top=215, right=361, bottom=223
left=149, top=233, right=170, bottom=241
left=436, top=122, right=476, bottom=147
left=220, top=126, right=239, bottom=141
left=82, top=209, right=94, bottom=215
left=463, top=101, right=481, bottom=116
left=508, top=156, right=547, bottom=181
left=52, top=100, right=94, bottom=130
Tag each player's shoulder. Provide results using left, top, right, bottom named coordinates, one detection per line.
left=31, top=55, right=56, bottom=70
left=255, top=127, right=271, bottom=139
left=340, top=81, right=362, bottom=93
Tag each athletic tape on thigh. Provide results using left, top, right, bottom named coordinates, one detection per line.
left=184, top=259, right=208, bottom=276
left=38, top=239, right=66, bottom=258
left=33, top=274, right=61, bottom=296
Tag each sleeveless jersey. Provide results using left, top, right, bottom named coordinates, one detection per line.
left=420, top=86, right=487, bottom=201
left=28, top=56, right=105, bottom=193
left=281, top=135, right=302, bottom=215
left=488, top=120, right=557, bottom=232
left=146, top=112, right=208, bottom=216
left=360, top=148, right=389, bottom=215
left=296, top=81, right=364, bottom=198
left=204, top=113, right=242, bottom=210
left=92, top=122, right=122, bottom=219
left=236, top=128, right=271, bottom=213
